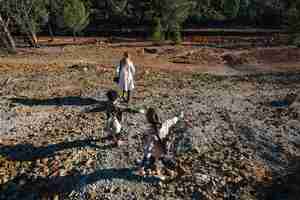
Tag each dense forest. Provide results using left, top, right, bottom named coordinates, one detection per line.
left=1, top=0, right=300, bottom=52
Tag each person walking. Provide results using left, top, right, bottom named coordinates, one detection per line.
left=136, top=107, right=185, bottom=178
left=116, top=52, right=135, bottom=103
left=104, top=90, right=125, bottom=146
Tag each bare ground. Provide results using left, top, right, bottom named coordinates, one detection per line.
left=0, top=38, right=300, bottom=200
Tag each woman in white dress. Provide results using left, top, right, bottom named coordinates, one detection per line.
left=116, top=52, right=135, bottom=103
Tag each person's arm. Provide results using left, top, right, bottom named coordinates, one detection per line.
left=159, top=117, right=179, bottom=139
left=116, top=61, right=122, bottom=77
left=159, top=112, right=184, bottom=139
left=116, top=65, right=120, bottom=76
left=130, top=62, right=136, bottom=76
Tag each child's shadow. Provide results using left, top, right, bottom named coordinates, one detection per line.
left=1, top=167, right=161, bottom=199
left=10, top=96, right=106, bottom=107
left=0, top=139, right=113, bottom=161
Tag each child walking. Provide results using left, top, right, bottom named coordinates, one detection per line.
left=137, top=107, right=184, bottom=178
left=116, top=52, right=136, bottom=103
left=105, top=90, right=125, bottom=146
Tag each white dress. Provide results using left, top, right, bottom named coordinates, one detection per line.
left=117, top=61, right=135, bottom=92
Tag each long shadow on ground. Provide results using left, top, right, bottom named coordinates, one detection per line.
left=255, top=157, right=300, bottom=200
left=0, top=167, right=160, bottom=200
left=0, top=139, right=112, bottom=161
left=9, top=96, right=106, bottom=107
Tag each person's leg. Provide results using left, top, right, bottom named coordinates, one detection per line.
left=121, top=90, right=126, bottom=102
left=161, top=156, right=177, bottom=171
left=137, top=155, right=153, bottom=176
left=126, top=90, right=131, bottom=103
left=152, top=159, right=162, bottom=176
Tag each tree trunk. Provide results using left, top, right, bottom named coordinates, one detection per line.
left=48, top=1, right=55, bottom=42
left=48, top=22, right=54, bottom=42
left=73, top=30, right=76, bottom=42
left=0, top=15, right=16, bottom=53
left=26, top=30, right=39, bottom=48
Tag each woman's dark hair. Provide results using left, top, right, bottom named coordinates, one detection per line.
left=146, top=107, right=162, bottom=130
left=106, top=90, right=119, bottom=102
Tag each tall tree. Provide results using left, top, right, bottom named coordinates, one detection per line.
left=190, top=0, right=225, bottom=23
left=46, top=0, right=63, bottom=41
left=0, top=0, right=16, bottom=53
left=63, top=0, right=90, bottom=41
left=3, top=0, right=48, bottom=47
left=223, top=0, right=241, bottom=19
left=150, top=0, right=196, bottom=41
left=0, top=14, right=16, bottom=53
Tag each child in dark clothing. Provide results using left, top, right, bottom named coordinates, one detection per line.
left=105, top=90, right=124, bottom=146
left=137, top=107, right=184, bottom=178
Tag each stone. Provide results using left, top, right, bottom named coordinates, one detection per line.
left=144, top=48, right=159, bottom=54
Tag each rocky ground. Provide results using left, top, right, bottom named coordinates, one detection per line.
left=0, top=41, right=300, bottom=200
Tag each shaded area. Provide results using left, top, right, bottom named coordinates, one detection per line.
left=238, top=125, right=288, bottom=170
left=0, top=139, right=110, bottom=161
left=9, top=96, right=104, bottom=107
left=84, top=105, right=107, bottom=113
left=255, top=157, right=300, bottom=200
left=0, top=167, right=160, bottom=200
left=270, top=93, right=298, bottom=108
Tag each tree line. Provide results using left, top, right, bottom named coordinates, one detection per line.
left=0, top=0, right=300, bottom=53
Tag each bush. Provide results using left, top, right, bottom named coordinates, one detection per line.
left=64, top=0, right=90, bottom=41
left=293, top=35, right=300, bottom=47
left=171, top=25, right=182, bottom=44
left=151, top=17, right=164, bottom=41
left=287, top=2, right=300, bottom=46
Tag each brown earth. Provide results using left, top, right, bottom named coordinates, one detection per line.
left=1, top=36, right=300, bottom=75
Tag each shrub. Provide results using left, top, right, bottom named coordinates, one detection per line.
left=151, top=17, right=164, bottom=41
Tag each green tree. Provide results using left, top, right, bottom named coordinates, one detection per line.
left=151, top=17, right=164, bottom=41
left=223, top=0, right=241, bottom=19
left=63, top=0, right=90, bottom=41
left=150, top=0, right=195, bottom=42
left=190, top=0, right=225, bottom=24
left=46, top=0, right=65, bottom=41
left=3, top=0, right=48, bottom=47
left=172, top=23, right=182, bottom=44
left=0, top=0, right=16, bottom=53
left=0, top=14, right=16, bottom=53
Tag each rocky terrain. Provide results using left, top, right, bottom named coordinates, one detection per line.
left=0, top=41, right=300, bottom=200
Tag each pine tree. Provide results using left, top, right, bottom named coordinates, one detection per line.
left=64, top=0, right=90, bottom=41
left=151, top=17, right=164, bottom=41
left=172, top=24, right=182, bottom=44
left=223, top=0, right=241, bottom=19
left=150, top=0, right=195, bottom=43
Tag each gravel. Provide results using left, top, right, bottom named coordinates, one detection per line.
left=0, top=69, right=300, bottom=200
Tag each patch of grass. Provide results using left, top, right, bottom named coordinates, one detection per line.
left=79, top=78, right=95, bottom=89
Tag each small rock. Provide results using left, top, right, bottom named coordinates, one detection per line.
left=144, top=48, right=158, bottom=54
